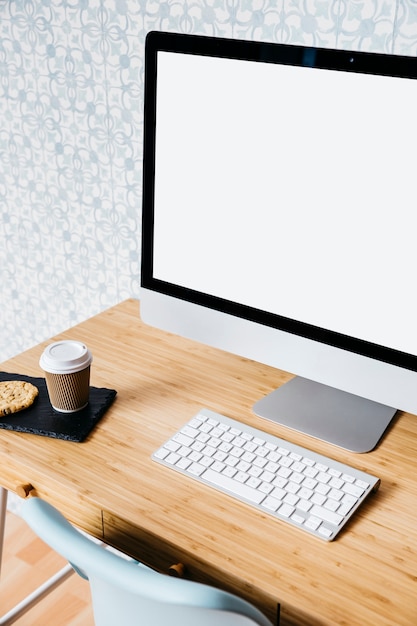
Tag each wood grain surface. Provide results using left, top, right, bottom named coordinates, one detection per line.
left=1, top=299, right=416, bottom=625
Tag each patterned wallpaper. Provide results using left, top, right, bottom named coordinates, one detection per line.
left=1, top=0, right=417, bottom=363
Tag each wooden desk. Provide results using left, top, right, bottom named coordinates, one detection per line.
left=1, top=299, right=416, bottom=625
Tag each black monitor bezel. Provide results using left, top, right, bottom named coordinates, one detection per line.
left=141, top=30, right=417, bottom=373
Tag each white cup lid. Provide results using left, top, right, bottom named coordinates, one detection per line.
left=39, top=341, right=92, bottom=374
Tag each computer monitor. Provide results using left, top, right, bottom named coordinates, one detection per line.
left=140, top=31, right=417, bottom=453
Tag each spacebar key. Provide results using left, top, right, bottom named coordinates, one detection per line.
left=201, top=469, right=265, bottom=504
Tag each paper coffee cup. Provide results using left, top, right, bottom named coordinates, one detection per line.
left=39, top=341, right=93, bottom=413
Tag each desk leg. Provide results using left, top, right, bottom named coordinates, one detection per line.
left=0, top=487, right=7, bottom=579
left=0, top=487, right=74, bottom=625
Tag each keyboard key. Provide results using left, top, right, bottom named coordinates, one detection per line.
left=154, top=447, right=170, bottom=460
left=310, top=505, right=343, bottom=526
left=173, top=433, right=193, bottom=447
left=176, top=457, right=192, bottom=470
left=343, top=482, right=365, bottom=498
left=305, top=516, right=321, bottom=531
left=291, top=513, right=305, bottom=525
left=279, top=503, right=295, bottom=518
left=262, top=496, right=281, bottom=511
left=165, top=452, right=180, bottom=465
left=202, top=468, right=265, bottom=504
left=188, top=462, right=205, bottom=476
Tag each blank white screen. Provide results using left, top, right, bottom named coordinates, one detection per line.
left=153, top=51, right=417, bottom=357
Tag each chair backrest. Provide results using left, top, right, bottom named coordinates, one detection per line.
left=20, top=497, right=273, bottom=626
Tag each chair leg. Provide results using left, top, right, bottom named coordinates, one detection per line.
left=0, top=487, right=74, bottom=625
left=0, top=564, right=74, bottom=625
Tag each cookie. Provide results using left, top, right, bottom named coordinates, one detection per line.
left=0, top=381, right=39, bottom=416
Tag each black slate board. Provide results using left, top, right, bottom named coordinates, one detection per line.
left=0, top=372, right=117, bottom=442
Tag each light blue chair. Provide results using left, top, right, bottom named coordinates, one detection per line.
left=20, top=497, right=274, bottom=626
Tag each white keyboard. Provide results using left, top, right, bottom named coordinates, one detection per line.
left=152, top=409, right=380, bottom=541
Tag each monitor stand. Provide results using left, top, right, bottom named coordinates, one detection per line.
left=253, top=376, right=397, bottom=453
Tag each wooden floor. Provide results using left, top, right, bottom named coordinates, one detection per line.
left=1, top=511, right=94, bottom=625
